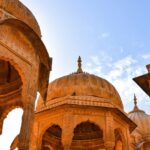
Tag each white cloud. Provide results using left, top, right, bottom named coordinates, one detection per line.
left=85, top=54, right=149, bottom=113
left=98, top=32, right=110, bottom=39
left=142, top=54, right=150, bottom=59
left=105, top=56, right=137, bottom=80
left=86, top=62, right=92, bottom=67
left=91, top=56, right=101, bottom=65
left=113, top=56, right=137, bottom=69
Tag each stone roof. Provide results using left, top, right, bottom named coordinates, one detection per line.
left=0, top=0, right=41, bottom=36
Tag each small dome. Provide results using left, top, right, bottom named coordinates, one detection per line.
left=128, top=95, right=150, bottom=140
left=0, top=0, right=41, bottom=36
left=37, top=57, right=123, bottom=111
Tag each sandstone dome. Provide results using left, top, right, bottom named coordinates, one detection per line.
left=37, top=57, right=124, bottom=111
left=128, top=95, right=150, bottom=141
left=0, top=0, right=41, bottom=36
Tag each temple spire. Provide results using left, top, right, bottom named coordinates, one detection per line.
left=77, top=56, right=83, bottom=73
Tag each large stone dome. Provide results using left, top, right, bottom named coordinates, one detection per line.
left=128, top=95, right=150, bottom=141
left=37, top=57, right=123, bottom=111
left=0, top=0, right=41, bottom=36
left=45, top=73, right=123, bottom=107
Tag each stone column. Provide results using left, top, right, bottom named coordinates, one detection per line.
left=29, top=122, right=39, bottom=150
left=61, top=112, right=74, bottom=150
left=62, top=127, right=73, bottom=150
left=18, top=64, right=39, bottom=150
left=104, top=111, right=115, bottom=150
left=18, top=95, right=35, bottom=150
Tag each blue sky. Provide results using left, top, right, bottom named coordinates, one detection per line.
left=0, top=0, right=150, bottom=149
left=21, top=0, right=150, bottom=111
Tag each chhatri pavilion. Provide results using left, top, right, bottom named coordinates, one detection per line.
left=29, top=57, right=150, bottom=150
left=0, top=0, right=150, bottom=150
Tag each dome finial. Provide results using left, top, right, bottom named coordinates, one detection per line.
left=134, top=94, right=137, bottom=106
left=133, top=94, right=139, bottom=112
left=77, top=56, right=83, bottom=73
left=129, top=94, right=145, bottom=114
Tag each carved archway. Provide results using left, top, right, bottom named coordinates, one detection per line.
left=0, top=58, right=24, bottom=134
left=0, top=57, right=26, bottom=99
left=0, top=18, right=51, bottom=102
left=0, top=17, right=51, bottom=149
left=41, top=124, right=63, bottom=150
left=0, top=105, right=23, bottom=134
left=71, top=121, right=104, bottom=149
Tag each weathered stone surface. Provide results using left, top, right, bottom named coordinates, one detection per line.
left=0, top=1, right=51, bottom=149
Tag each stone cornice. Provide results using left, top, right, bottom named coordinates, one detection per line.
left=36, top=96, right=115, bottom=113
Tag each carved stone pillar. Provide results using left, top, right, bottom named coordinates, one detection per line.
left=104, top=111, right=115, bottom=150
left=18, top=96, right=35, bottom=150
left=61, top=112, right=74, bottom=150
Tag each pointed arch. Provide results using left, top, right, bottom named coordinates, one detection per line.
left=41, top=124, right=63, bottom=150
left=0, top=18, right=51, bottom=101
left=71, top=120, right=104, bottom=149
left=0, top=56, right=26, bottom=95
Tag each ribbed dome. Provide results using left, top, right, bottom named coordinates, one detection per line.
left=129, top=111, right=150, bottom=134
left=46, top=73, right=123, bottom=108
left=0, top=0, right=41, bottom=36
left=128, top=95, right=150, bottom=139
left=37, top=57, right=123, bottom=110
